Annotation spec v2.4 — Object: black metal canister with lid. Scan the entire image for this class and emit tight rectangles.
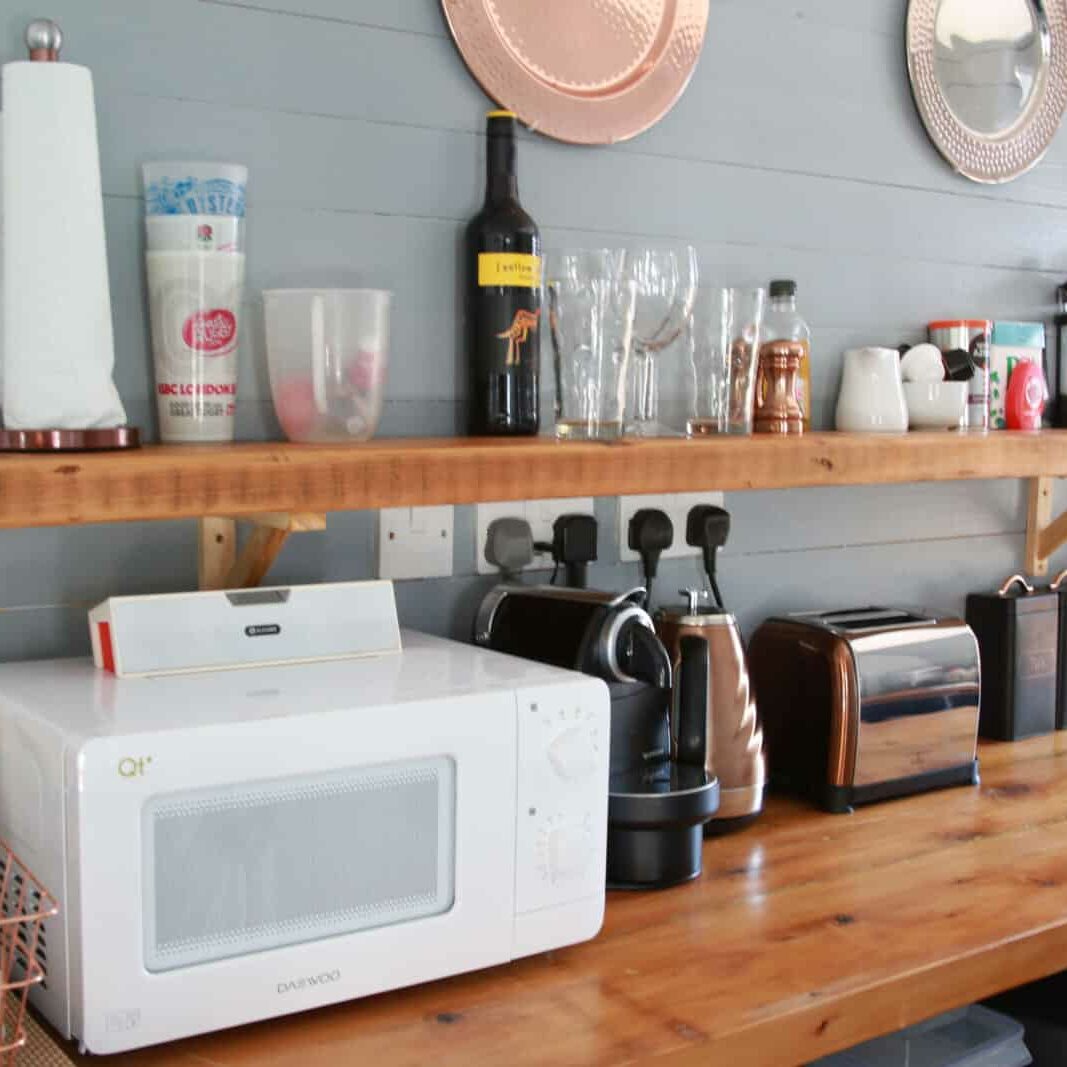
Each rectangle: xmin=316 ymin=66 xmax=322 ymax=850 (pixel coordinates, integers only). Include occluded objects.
xmin=966 ymin=574 xmax=1058 ymax=740
xmin=1052 ymin=569 xmax=1067 ymax=730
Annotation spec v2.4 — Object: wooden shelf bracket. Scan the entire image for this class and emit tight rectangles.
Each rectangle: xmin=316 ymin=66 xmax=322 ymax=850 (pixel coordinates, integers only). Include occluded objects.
xmin=1025 ymin=477 xmax=1067 ymax=577
xmin=197 ymin=513 xmax=327 ymax=590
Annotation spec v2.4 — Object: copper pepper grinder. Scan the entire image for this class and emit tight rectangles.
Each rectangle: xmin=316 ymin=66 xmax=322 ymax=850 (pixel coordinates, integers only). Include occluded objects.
xmin=755 ymin=340 xmax=805 ymax=434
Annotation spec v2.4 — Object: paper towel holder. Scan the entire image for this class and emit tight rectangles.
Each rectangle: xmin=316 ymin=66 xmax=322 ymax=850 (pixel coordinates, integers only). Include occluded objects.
xmin=26 ymin=18 xmax=62 ymax=61
xmin=0 ymin=18 xmax=141 ymax=453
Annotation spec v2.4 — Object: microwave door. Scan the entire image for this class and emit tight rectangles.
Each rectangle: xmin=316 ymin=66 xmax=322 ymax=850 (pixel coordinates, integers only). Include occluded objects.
xmin=74 ymin=691 xmax=522 ymax=1053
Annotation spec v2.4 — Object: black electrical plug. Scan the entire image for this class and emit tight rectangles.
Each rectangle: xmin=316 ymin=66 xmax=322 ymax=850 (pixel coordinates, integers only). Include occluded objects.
xmin=686 ymin=505 xmax=730 ymax=610
xmin=627 ymin=509 xmax=673 ymax=608
xmin=547 ymin=513 xmax=597 ymax=588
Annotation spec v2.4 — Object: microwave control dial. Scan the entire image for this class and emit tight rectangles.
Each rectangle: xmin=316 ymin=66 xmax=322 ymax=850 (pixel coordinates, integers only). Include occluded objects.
xmin=546 ymin=724 xmax=600 ymax=784
xmin=538 ymin=815 xmax=594 ymax=883
xmin=549 ymin=823 xmax=593 ymax=880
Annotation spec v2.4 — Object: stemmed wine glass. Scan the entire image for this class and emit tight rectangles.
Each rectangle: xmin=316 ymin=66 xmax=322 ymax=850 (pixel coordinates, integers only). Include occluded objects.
xmin=621 ymin=244 xmax=699 ymax=437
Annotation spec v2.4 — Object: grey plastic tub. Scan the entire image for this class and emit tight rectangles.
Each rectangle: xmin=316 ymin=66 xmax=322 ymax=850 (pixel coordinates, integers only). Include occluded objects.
xmin=809 ymin=1005 xmax=1031 ymax=1067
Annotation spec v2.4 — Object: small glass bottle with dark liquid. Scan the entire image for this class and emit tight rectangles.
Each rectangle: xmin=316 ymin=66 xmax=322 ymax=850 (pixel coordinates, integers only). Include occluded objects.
xmin=466 ymin=110 xmax=541 ymax=436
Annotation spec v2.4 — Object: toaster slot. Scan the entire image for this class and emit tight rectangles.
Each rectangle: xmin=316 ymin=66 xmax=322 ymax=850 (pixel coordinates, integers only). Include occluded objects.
xmin=815 ymin=608 xmax=928 ymax=632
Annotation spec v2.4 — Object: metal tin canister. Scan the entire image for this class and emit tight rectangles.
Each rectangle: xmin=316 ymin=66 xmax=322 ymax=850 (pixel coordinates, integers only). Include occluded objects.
xmin=966 ymin=574 xmax=1058 ymax=740
xmin=929 ymin=319 xmax=992 ymax=431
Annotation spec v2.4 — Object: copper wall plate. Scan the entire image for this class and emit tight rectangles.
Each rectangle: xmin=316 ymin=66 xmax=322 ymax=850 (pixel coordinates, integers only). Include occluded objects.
xmin=442 ymin=0 xmax=709 ymax=144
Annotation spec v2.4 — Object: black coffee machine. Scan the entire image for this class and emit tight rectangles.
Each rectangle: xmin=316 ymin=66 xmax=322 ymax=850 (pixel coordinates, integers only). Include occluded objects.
xmin=475 ymin=586 xmax=720 ymax=888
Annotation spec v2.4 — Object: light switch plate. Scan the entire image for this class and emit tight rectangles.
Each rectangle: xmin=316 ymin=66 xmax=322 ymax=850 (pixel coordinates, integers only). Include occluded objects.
xmin=378 ymin=505 xmax=454 ymax=580
xmin=475 ymin=498 xmax=595 ymax=575
xmin=618 ymin=492 xmax=726 ymax=563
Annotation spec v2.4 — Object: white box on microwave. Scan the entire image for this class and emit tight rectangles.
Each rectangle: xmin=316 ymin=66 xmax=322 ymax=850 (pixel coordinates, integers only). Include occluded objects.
xmin=0 ymin=631 xmax=610 ymax=1053
xmin=89 ymin=580 xmax=400 ymax=677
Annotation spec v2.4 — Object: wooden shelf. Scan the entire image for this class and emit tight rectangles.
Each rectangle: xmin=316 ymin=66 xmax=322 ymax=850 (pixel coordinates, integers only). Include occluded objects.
xmin=74 ymin=736 xmax=1067 ymax=1067
xmin=3 ymin=431 xmax=1067 ymax=529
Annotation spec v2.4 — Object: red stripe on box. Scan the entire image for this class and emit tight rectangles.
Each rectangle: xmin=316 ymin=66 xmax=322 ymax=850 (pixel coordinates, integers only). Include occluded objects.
xmin=98 ymin=622 xmax=115 ymax=674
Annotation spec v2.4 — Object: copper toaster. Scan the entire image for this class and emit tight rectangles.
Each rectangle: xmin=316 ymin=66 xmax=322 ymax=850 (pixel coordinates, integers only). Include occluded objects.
xmin=748 ymin=608 xmax=980 ymax=813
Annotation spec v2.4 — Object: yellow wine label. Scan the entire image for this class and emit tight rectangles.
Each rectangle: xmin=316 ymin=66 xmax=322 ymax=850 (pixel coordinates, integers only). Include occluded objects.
xmin=478 ymin=253 xmax=541 ymax=288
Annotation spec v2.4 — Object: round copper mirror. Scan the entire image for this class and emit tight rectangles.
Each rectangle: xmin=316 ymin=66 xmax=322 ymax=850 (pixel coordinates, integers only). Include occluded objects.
xmin=906 ymin=0 xmax=1067 ymax=183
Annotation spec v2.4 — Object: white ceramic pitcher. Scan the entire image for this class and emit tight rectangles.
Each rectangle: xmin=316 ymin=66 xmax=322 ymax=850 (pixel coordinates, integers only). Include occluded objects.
xmin=835 ymin=347 xmax=908 ymax=432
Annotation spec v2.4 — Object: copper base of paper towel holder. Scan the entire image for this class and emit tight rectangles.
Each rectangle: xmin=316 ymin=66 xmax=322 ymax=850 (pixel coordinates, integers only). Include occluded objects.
xmin=0 ymin=427 xmax=141 ymax=452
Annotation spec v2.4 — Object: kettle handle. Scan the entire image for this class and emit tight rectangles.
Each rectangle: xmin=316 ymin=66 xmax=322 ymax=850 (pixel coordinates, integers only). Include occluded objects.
xmin=674 ymin=634 xmax=710 ymax=767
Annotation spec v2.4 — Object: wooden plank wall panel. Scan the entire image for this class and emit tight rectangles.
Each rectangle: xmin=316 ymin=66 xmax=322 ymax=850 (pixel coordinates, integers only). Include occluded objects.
xmin=0 ymin=0 xmax=1064 ymax=663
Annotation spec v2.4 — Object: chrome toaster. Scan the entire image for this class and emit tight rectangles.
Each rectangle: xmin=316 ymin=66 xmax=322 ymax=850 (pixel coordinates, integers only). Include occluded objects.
xmin=748 ymin=608 xmax=980 ymax=813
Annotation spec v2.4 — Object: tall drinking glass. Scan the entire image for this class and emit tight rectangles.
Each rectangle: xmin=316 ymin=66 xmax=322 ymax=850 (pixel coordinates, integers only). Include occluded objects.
xmin=700 ymin=287 xmax=766 ymax=435
xmin=547 ymin=250 xmax=636 ymax=440
xmin=686 ymin=286 xmax=731 ymax=436
xmin=623 ymin=244 xmax=698 ymax=437
xmin=726 ymin=288 xmax=766 ymax=434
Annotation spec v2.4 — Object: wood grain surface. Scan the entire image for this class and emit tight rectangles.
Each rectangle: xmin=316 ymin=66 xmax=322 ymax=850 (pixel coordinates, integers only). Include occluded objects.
xmin=3 ymin=432 xmax=1067 ymax=529
xmin=62 ymin=735 xmax=1067 ymax=1067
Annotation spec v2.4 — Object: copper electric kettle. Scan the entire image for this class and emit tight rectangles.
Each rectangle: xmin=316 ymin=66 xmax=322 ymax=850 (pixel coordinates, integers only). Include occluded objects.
xmin=654 ymin=505 xmax=765 ymax=833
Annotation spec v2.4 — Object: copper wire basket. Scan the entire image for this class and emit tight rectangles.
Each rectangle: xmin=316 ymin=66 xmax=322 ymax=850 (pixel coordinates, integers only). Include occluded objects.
xmin=0 ymin=842 xmax=57 ymax=1065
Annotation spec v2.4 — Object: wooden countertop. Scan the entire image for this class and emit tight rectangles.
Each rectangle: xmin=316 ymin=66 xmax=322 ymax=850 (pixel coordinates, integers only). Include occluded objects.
xmin=4 ymin=431 xmax=1067 ymax=528
xmin=75 ymin=736 xmax=1067 ymax=1067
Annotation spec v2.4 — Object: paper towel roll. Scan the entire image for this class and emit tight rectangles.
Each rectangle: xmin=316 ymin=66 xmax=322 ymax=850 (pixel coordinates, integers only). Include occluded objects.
xmin=1 ymin=59 xmax=126 ymax=429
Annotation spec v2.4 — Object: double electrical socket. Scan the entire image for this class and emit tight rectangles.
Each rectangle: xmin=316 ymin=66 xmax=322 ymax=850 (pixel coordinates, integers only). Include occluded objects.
xmin=474 ymin=498 xmax=595 ymax=575
xmin=617 ymin=492 xmax=725 ymax=563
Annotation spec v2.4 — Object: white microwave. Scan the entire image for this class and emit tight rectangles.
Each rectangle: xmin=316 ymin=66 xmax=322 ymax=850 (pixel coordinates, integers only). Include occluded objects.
xmin=0 ymin=631 xmax=609 ymax=1053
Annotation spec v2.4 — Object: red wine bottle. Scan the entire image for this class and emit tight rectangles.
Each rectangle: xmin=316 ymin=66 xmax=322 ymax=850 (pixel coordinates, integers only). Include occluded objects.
xmin=466 ymin=110 xmax=541 ymax=435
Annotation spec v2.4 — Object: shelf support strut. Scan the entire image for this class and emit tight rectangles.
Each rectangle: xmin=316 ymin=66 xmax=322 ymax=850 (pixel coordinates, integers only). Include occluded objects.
xmin=198 ymin=513 xmax=327 ymax=590
xmin=1025 ymin=477 xmax=1067 ymax=577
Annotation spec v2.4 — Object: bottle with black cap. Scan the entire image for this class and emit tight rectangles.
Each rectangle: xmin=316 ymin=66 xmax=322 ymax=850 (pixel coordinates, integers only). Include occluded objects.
xmin=762 ymin=280 xmax=811 ymax=430
xmin=466 ymin=110 xmax=541 ymax=436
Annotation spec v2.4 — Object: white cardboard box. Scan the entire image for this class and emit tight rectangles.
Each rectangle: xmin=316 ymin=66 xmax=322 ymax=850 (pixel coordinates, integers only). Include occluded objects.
xmin=89 ymin=580 xmax=401 ymax=677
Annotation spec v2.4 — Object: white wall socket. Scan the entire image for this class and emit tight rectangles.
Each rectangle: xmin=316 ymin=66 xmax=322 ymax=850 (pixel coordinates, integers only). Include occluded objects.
xmin=475 ymin=498 xmax=595 ymax=575
xmin=618 ymin=492 xmax=726 ymax=563
xmin=377 ymin=505 xmax=454 ymax=580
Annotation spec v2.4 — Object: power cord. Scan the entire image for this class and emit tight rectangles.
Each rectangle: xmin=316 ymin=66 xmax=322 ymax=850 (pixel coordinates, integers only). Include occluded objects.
xmin=539 ymin=514 xmax=598 ymax=588
xmin=627 ymin=508 xmax=673 ymax=610
xmin=685 ymin=505 xmax=730 ymax=611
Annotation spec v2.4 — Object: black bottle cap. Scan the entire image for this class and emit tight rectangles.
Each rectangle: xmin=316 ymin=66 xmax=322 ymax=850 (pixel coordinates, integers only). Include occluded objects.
xmin=486 ymin=109 xmax=517 ymax=136
xmin=769 ymin=279 xmax=797 ymax=299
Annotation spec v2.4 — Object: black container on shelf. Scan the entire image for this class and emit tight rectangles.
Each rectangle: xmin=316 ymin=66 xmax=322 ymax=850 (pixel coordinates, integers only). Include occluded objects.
xmin=1055 ymin=282 xmax=1067 ymax=427
xmin=1053 ymin=570 xmax=1067 ymax=731
xmin=966 ymin=575 xmax=1058 ymax=740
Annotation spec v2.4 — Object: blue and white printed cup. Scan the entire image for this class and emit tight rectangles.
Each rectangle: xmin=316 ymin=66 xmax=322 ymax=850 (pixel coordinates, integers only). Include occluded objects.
xmin=143 ymin=161 xmax=247 ymax=218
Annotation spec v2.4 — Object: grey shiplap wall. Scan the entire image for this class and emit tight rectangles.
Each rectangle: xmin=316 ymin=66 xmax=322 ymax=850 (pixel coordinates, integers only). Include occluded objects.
xmin=1 ymin=0 xmax=1067 ymax=655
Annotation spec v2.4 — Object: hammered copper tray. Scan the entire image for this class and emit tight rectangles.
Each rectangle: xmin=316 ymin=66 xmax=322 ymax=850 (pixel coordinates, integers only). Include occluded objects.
xmin=442 ymin=0 xmax=709 ymax=144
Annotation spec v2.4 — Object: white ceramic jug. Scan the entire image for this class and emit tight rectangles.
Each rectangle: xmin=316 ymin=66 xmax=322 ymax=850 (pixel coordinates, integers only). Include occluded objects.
xmin=835 ymin=347 xmax=908 ymax=432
